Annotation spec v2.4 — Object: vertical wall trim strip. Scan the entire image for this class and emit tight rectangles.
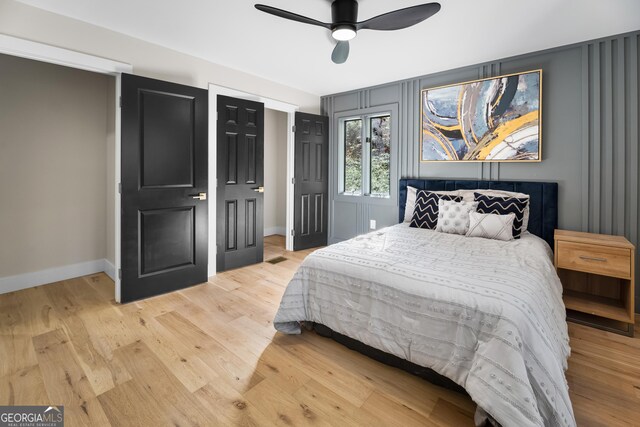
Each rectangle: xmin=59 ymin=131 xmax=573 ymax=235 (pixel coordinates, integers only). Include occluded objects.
xmin=409 ymin=80 xmax=413 ymax=176
xmin=412 ymin=80 xmax=416 ymax=176
xmin=629 ymin=35 xmax=639 ymax=250
xmin=478 ymin=67 xmax=484 ymax=180
xmin=401 ymin=81 xmax=408 ymax=177
xmin=410 ymin=81 xmax=421 ymax=178
xmin=581 ymin=44 xmax=590 ymax=231
xmin=404 ymin=81 xmax=415 ymax=178
xmin=408 ymin=80 xmax=413 ymax=177
xmin=631 ymin=35 xmax=640 ymax=310
xmin=615 ymin=36 xmax=626 ymax=235
xmin=415 ymin=79 xmax=421 ymax=177
xmin=603 ymin=40 xmax=614 ymax=234
xmin=592 ymin=42 xmax=601 ymax=233
xmin=409 ymin=80 xmax=414 ymax=176
xmin=408 ymin=79 xmax=412 ymax=177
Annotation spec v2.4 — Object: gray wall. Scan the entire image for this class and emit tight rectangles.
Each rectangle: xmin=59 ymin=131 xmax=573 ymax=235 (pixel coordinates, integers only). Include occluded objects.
xmin=321 ymin=31 xmax=640 ymax=312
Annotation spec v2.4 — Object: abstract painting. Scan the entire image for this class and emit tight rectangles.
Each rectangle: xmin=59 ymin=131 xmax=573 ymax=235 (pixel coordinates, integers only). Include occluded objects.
xmin=420 ymin=70 xmax=541 ymax=162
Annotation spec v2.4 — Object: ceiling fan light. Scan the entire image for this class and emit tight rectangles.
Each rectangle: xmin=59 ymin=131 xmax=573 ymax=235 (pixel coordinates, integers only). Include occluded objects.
xmin=332 ymin=25 xmax=356 ymax=41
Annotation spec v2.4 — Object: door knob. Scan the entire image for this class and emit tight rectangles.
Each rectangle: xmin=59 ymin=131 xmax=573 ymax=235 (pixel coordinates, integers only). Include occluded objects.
xmin=190 ymin=192 xmax=207 ymax=200
xmin=252 ymin=187 xmax=264 ymax=193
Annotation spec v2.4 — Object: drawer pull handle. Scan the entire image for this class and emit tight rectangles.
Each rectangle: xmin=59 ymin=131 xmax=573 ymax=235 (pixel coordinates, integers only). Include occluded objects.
xmin=579 ymin=255 xmax=607 ymax=262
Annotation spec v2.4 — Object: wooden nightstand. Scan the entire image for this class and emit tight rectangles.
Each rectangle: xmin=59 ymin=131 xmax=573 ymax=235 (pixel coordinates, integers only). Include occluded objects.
xmin=554 ymin=230 xmax=635 ymax=336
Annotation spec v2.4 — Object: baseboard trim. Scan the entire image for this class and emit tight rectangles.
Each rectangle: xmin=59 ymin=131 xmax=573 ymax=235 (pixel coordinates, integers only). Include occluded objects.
xmin=0 ymin=259 xmax=113 ymax=295
xmin=264 ymin=226 xmax=286 ymax=237
xmin=103 ymin=259 xmax=117 ymax=281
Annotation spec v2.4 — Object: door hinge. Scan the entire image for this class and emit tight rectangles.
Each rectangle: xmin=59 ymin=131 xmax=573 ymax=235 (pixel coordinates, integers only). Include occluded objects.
xmin=292 ymin=125 xmax=296 ymax=133
xmin=119 ymin=96 xmax=122 ymax=108
xmin=118 ymin=182 xmax=122 ymax=194
xmin=291 ymin=229 xmax=295 ymax=236
xmin=216 ymin=111 xmax=219 ymax=121
xmin=291 ymin=177 xmax=295 ymax=185
xmin=118 ymin=268 xmax=122 ymax=280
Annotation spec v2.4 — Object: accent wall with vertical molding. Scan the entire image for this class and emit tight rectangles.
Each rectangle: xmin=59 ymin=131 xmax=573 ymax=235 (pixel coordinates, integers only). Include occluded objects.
xmin=322 ymin=30 xmax=639 ymax=311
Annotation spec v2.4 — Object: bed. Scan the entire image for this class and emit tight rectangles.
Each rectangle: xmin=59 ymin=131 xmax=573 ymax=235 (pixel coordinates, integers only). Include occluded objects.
xmin=274 ymin=179 xmax=575 ymax=427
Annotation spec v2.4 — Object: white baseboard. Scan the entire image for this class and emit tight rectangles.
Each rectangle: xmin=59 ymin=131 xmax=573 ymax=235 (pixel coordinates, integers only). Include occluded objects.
xmin=103 ymin=259 xmax=117 ymax=281
xmin=264 ymin=226 xmax=286 ymax=237
xmin=0 ymin=259 xmax=113 ymax=295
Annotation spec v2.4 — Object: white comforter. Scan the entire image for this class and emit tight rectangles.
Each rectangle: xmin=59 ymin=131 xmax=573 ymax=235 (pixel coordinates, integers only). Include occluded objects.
xmin=274 ymin=224 xmax=575 ymax=427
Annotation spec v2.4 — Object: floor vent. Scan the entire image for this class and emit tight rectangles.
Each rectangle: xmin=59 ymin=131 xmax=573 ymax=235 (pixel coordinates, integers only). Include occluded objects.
xmin=266 ymin=256 xmax=287 ymax=265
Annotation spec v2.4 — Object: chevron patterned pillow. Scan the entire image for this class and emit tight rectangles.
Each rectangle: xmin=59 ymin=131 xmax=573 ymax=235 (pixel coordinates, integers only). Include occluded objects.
xmin=474 ymin=192 xmax=529 ymax=239
xmin=466 ymin=212 xmax=516 ymax=241
xmin=410 ymin=190 xmax=462 ymax=230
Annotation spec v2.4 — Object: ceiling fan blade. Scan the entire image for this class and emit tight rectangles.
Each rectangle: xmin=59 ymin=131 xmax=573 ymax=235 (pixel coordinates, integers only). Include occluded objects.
xmin=356 ymin=2 xmax=441 ymax=31
xmin=255 ymin=4 xmax=331 ymax=30
xmin=331 ymin=41 xmax=350 ymax=64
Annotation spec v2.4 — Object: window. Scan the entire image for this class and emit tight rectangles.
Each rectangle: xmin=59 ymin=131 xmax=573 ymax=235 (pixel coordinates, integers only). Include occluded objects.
xmin=340 ymin=113 xmax=391 ymax=198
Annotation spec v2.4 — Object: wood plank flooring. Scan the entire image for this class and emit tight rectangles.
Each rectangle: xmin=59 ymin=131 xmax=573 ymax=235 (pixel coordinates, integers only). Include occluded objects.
xmin=1 ymin=235 xmax=639 ymax=426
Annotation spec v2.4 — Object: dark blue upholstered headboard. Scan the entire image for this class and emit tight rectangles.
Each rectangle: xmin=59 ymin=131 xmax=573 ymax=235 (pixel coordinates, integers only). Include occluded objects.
xmin=399 ymin=179 xmax=558 ymax=249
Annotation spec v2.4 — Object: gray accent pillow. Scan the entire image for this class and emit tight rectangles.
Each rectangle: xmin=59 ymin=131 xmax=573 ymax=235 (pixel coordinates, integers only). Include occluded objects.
xmin=435 ymin=200 xmax=478 ymax=235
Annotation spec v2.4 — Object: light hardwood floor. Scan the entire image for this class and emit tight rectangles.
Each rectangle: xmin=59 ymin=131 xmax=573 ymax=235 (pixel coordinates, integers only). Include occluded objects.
xmin=1 ymin=235 xmax=639 ymax=426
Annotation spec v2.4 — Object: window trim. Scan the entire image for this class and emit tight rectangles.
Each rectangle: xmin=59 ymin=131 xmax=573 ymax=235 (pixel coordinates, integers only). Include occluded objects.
xmin=339 ymin=113 xmax=392 ymax=197
xmin=333 ymin=103 xmax=398 ymax=206
xmin=366 ymin=114 xmax=392 ymax=198
xmin=340 ymin=116 xmax=364 ymax=196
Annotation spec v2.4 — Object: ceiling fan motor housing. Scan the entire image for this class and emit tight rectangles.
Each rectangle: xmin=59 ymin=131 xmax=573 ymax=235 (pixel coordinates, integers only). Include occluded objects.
xmin=331 ymin=0 xmax=358 ymax=31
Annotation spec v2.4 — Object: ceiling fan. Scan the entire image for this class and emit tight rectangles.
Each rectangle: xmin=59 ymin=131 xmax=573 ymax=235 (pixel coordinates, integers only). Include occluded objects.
xmin=255 ymin=0 xmax=441 ymax=64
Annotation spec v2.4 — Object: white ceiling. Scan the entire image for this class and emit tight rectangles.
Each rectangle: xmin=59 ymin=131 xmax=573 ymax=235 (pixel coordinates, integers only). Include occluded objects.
xmin=15 ymin=0 xmax=640 ymax=95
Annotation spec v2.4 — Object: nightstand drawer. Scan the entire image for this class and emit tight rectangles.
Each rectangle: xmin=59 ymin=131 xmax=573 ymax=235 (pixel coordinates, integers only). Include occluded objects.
xmin=557 ymin=241 xmax=631 ymax=278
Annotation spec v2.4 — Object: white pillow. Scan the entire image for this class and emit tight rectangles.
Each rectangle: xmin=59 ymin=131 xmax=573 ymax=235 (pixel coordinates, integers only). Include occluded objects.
xmin=436 ymin=200 xmax=478 ymax=235
xmin=466 ymin=212 xmax=515 ymax=241
xmin=404 ymin=186 xmax=418 ymax=222
xmin=404 ymin=187 xmax=461 ymax=223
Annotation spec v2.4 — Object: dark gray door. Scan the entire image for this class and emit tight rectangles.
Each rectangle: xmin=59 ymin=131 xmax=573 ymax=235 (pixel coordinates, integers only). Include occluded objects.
xmin=294 ymin=112 xmax=329 ymax=250
xmin=121 ymin=73 xmax=208 ymax=302
xmin=216 ymin=95 xmax=264 ymax=271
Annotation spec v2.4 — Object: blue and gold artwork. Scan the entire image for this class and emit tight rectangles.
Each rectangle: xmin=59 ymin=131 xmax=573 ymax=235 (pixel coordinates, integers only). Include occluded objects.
xmin=420 ymin=70 xmax=541 ymax=162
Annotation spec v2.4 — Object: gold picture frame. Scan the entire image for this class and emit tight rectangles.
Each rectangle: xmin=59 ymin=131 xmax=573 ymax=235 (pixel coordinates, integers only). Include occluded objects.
xmin=420 ymin=69 xmax=542 ymax=162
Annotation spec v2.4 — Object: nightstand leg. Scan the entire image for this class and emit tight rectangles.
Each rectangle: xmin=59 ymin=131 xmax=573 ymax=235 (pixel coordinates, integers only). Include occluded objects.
xmin=626 ymin=322 xmax=635 ymax=338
